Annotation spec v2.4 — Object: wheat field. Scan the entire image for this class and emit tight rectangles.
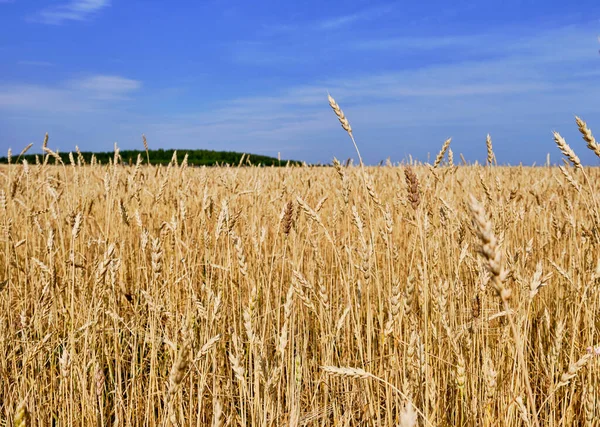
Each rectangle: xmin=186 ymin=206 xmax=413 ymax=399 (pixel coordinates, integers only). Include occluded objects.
xmin=1 ymin=105 xmax=599 ymax=426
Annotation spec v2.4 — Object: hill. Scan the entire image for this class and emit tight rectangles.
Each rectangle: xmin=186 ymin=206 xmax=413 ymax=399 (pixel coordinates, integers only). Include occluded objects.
xmin=0 ymin=148 xmax=301 ymax=166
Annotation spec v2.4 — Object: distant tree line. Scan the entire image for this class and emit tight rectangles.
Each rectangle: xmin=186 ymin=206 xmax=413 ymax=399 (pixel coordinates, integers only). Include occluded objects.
xmin=0 ymin=148 xmax=301 ymax=167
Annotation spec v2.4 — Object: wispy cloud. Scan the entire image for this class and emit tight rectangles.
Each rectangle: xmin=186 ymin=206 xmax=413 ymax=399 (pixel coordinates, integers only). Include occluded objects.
xmin=352 ymin=35 xmax=490 ymax=51
xmin=0 ymin=74 xmax=141 ymax=112
xmin=31 ymin=0 xmax=110 ymax=25
xmin=351 ymin=24 xmax=597 ymax=60
xmin=317 ymin=13 xmax=364 ymax=30
xmin=70 ymin=75 xmax=142 ymax=100
xmin=316 ymin=5 xmax=392 ymax=30
xmin=258 ymin=4 xmax=393 ymax=36
xmin=0 ymin=85 xmax=89 ymax=113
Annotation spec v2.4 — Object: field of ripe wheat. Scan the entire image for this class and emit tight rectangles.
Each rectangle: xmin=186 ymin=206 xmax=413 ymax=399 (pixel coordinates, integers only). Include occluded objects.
xmin=1 ymin=111 xmax=600 ymax=426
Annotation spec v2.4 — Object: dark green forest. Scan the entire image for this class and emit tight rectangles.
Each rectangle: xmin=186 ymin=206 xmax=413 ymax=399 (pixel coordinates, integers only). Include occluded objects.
xmin=0 ymin=148 xmax=301 ymax=167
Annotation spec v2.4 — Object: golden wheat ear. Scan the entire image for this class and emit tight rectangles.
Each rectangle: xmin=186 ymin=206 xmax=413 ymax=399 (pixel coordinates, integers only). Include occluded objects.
xmin=433 ymin=138 xmax=451 ymax=168
xmin=553 ymin=131 xmax=581 ymax=168
xmin=576 ymin=116 xmax=600 ymax=158
xmin=486 ymin=134 xmax=496 ymax=166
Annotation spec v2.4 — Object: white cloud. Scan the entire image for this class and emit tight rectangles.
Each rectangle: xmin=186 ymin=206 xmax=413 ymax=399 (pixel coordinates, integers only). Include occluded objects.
xmin=32 ymin=0 xmax=110 ymax=25
xmin=0 ymin=74 xmax=141 ymax=112
xmin=316 ymin=5 xmax=392 ymax=30
xmin=318 ymin=13 xmax=364 ymax=30
xmin=352 ymin=35 xmax=490 ymax=51
xmin=351 ymin=24 xmax=597 ymax=61
xmin=70 ymin=75 xmax=142 ymax=100
xmin=0 ymin=85 xmax=84 ymax=112
xmin=259 ymin=4 xmax=393 ymax=35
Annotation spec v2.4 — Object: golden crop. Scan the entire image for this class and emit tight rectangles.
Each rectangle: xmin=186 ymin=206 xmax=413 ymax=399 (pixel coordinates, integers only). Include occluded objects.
xmin=1 ymin=111 xmax=599 ymax=426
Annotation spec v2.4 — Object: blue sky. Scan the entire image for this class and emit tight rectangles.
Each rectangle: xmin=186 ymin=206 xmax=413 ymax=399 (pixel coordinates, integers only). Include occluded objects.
xmin=0 ymin=0 xmax=599 ymax=165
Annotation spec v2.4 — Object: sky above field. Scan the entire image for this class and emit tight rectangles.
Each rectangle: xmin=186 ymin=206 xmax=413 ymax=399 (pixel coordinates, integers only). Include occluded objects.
xmin=0 ymin=0 xmax=599 ymax=165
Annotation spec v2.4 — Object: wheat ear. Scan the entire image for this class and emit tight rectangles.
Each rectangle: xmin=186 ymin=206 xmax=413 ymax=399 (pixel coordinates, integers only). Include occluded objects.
xmin=433 ymin=138 xmax=451 ymax=168
xmin=553 ymin=131 xmax=581 ymax=168
xmin=575 ymin=116 xmax=600 ymax=158
xmin=486 ymin=134 xmax=496 ymax=166
xmin=321 ymin=366 xmax=434 ymax=427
